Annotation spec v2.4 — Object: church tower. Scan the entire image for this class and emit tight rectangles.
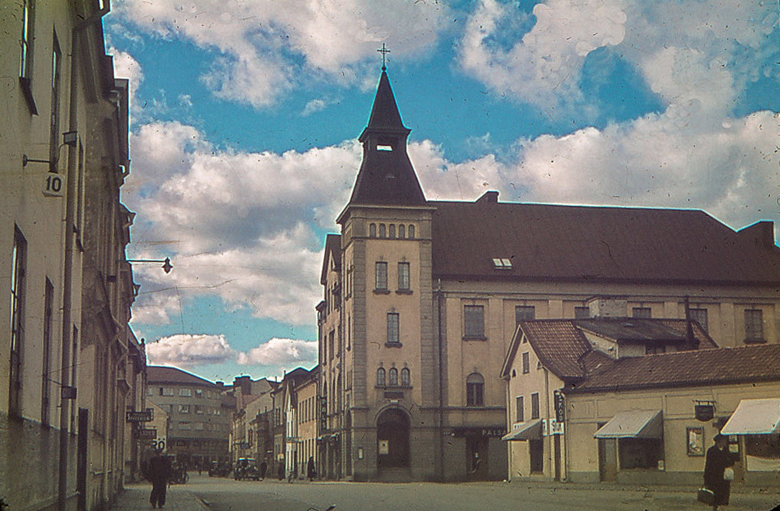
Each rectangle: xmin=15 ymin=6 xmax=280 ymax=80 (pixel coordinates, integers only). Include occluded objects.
xmin=328 ymin=67 xmax=439 ymax=481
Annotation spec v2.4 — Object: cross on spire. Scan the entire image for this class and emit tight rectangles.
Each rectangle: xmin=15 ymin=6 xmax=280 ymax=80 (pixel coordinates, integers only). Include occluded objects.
xmin=378 ymin=43 xmax=391 ymax=71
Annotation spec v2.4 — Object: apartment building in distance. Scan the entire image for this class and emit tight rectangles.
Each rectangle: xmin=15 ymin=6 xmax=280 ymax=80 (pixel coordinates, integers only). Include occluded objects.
xmin=146 ymin=366 xmax=231 ymax=467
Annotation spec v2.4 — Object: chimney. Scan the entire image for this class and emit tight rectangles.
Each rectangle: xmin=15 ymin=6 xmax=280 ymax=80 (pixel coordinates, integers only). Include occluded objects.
xmin=477 ymin=191 xmax=499 ymax=204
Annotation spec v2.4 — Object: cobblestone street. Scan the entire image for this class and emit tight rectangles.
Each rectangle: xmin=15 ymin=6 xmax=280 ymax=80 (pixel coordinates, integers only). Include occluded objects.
xmin=112 ymin=475 xmax=780 ymax=511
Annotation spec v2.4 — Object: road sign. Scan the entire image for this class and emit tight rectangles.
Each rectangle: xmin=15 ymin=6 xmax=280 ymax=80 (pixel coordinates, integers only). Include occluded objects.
xmin=134 ymin=428 xmax=157 ymax=439
xmin=126 ymin=409 xmax=153 ymax=422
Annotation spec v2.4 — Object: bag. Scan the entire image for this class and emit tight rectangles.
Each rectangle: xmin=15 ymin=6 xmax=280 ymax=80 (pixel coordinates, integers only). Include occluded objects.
xmin=697 ymin=487 xmax=715 ymax=505
xmin=723 ymin=467 xmax=734 ymax=481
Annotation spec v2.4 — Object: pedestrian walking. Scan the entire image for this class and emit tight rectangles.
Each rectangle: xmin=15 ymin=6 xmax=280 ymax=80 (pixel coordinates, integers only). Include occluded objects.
xmin=307 ymin=456 xmax=316 ymax=481
xmin=260 ymin=460 xmax=267 ymax=480
xmin=703 ymin=434 xmax=736 ymax=511
xmin=147 ymin=449 xmax=171 ymax=509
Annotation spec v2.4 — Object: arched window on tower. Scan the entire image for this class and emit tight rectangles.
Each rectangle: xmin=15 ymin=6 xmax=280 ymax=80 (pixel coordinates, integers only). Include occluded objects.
xmin=398 ymin=224 xmax=406 ymax=238
xmin=408 ymin=224 xmax=415 ymax=238
xmin=401 ymin=367 xmax=410 ymax=386
xmin=388 ymin=367 xmax=398 ymax=386
xmin=379 ymin=224 xmax=387 ymax=238
xmin=369 ymin=223 xmax=377 ymax=237
xmin=377 ymin=367 xmax=386 ymax=387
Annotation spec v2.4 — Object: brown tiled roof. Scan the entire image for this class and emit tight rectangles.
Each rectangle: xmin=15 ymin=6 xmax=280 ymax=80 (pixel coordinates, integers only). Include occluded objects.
xmin=567 ymin=343 xmax=780 ymax=393
xmin=147 ymin=366 xmax=218 ymax=388
xmin=519 ymin=320 xmax=594 ymax=380
xmin=430 ymin=198 xmax=780 ymax=285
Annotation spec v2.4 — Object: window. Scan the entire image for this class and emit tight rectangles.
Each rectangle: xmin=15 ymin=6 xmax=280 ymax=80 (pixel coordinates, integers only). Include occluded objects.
xmin=398 ymin=224 xmax=406 ymax=238
xmin=41 ymin=278 xmax=54 ymax=425
xmin=388 ymin=367 xmax=398 ymax=386
xmin=161 ymin=387 xmax=174 ymax=396
xmin=466 ymin=373 xmax=484 ymax=406
xmin=689 ymin=308 xmax=708 ymax=333
xmin=619 ymin=438 xmax=662 ymax=469
xmin=745 ymin=309 xmax=765 ymax=342
xmin=195 ymin=389 xmax=203 ymax=397
xmin=401 ymin=368 xmax=410 ymax=386
xmin=515 ymin=305 xmax=535 ymax=324
xmin=387 ymin=313 xmax=400 ymax=344
xmin=389 ymin=224 xmax=396 ymax=238
xmin=195 ymin=405 xmax=203 ymax=414
xmin=398 ymin=262 xmax=410 ymax=291
xmin=375 ymin=261 xmax=388 ymax=291
xmin=531 ymin=393 xmax=540 ymax=419
xmin=19 ymin=0 xmax=36 ymax=113
xmin=492 ymin=258 xmax=512 ymax=270
xmin=574 ymin=306 xmax=590 ymax=319
xmin=646 ymin=344 xmax=666 ymax=355
xmin=179 ymin=405 xmax=190 ymax=414
xmin=632 ymin=307 xmax=652 ymax=319
xmin=464 ymin=305 xmax=485 ymax=339
xmin=377 ymin=368 xmax=386 ymax=387
xmin=408 ymin=225 xmax=415 ymax=238
xmin=9 ymin=227 xmax=27 ymax=416
xmin=49 ymin=35 xmax=62 ymax=172
xmin=516 ymin=396 xmax=524 ymax=422
xmin=522 ymin=352 xmax=530 ymax=374
xmin=179 ymin=388 xmax=192 ymax=397
xmin=379 ymin=224 xmax=386 ymax=238
xmin=369 ymin=223 xmax=377 ymax=237
xmin=180 ymin=422 xmax=191 ymax=430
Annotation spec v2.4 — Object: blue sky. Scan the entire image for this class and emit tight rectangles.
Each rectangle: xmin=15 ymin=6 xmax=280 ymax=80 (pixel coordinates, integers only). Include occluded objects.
xmin=106 ymin=0 xmax=780 ymax=384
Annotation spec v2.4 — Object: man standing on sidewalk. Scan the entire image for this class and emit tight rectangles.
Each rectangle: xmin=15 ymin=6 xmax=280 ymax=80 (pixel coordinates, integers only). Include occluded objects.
xmin=147 ymin=449 xmax=171 ymax=509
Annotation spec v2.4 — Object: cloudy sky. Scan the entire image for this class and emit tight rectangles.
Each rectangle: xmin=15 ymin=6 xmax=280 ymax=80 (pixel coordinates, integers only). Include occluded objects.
xmin=107 ymin=0 xmax=780 ymax=384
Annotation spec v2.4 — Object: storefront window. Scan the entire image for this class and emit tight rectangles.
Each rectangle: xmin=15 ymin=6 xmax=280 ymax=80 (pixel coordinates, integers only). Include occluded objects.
xmin=619 ymin=438 xmax=662 ymax=469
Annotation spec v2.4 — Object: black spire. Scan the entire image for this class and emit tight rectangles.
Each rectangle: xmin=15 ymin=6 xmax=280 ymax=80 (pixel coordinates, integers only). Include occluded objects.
xmin=348 ymin=69 xmax=426 ymax=207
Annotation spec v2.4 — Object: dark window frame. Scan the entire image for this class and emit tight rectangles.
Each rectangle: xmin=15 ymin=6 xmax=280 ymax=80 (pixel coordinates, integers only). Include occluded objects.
xmin=464 ymin=304 xmax=486 ymax=340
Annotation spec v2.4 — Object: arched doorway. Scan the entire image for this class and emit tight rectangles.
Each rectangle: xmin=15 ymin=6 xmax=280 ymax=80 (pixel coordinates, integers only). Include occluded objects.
xmin=376 ymin=408 xmax=410 ymax=469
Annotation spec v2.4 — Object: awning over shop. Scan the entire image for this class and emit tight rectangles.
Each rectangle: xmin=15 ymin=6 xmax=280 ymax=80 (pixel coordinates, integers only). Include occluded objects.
xmin=594 ymin=410 xmax=663 ymax=439
xmin=721 ymin=398 xmax=780 ymax=435
xmin=501 ymin=419 xmax=543 ymax=441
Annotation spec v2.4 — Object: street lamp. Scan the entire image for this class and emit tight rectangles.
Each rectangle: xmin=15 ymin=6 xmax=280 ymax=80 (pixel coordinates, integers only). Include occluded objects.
xmin=128 ymin=257 xmax=173 ymax=274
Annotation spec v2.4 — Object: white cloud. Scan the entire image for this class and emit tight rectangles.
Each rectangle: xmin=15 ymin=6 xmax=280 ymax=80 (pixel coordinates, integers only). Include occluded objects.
xmin=237 ymin=338 xmax=318 ymax=368
xmin=112 ymin=0 xmax=450 ymax=108
xmin=146 ymin=334 xmax=317 ymax=376
xmin=126 ymin=121 xmax=361 ymax=325
xmin=301 ymin=99 xmax=328 ymax=117
xmin=457 ymin=0 xmax=778 ymax=119
xmin=146 ymin=334 xmax=236 ymax=367
xmin=458 ymin=0 xmax=627 ymax=112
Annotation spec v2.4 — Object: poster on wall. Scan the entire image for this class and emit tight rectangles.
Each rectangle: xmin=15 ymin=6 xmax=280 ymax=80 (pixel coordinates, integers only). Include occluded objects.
xmin=687 ymin=427 xmax=704 ymax=456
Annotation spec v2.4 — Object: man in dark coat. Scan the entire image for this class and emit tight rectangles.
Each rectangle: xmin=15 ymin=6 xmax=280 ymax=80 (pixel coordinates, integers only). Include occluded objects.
xmin=147 ymin=450 xmax=171 ymax=508
xmin=307 ymin=456 xmax=316 ymax=481
xmin=704 ymin=434 xmax=735 ymax=510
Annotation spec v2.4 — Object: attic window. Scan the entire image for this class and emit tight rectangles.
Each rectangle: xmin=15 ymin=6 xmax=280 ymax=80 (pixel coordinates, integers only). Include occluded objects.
xmin=492 ymin=258 xmax=512 ymax=270
xmin=377 ymin=144 xmax=393 ymax=151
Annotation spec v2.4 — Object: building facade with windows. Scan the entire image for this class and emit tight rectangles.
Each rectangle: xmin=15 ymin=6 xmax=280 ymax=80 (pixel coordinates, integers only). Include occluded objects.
xmin=563 ymin=343 xmax=780 ymax=487
xmin=1 ymin=2 xmax=141 ymax=510
xmin=500 ymin=310 xmax=717 ymax=482
xmin=146 ymin=367 xmax=231 ymax=467
xmin=319 ymin=68 xmax=780 ymax=482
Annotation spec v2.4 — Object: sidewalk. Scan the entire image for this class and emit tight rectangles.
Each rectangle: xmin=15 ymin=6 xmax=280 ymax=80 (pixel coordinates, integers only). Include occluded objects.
xmin=110 ymin=483 xmax=209 ymax=511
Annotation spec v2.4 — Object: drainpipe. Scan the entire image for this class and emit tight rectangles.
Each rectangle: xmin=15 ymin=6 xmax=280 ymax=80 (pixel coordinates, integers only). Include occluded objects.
xmin=436 ymin=279 xmax=444 ymax=481
xmin=59 ymin=3 xmax=111 ymax=510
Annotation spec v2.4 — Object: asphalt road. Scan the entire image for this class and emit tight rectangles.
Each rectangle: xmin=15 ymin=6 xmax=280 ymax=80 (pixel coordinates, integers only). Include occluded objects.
xmin=188 ymin=474 xmax=780 ymax=511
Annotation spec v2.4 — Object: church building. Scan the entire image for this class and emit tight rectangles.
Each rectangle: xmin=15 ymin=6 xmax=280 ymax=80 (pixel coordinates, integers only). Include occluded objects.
xmin=317 ymin=67 xmax=780 ymax=482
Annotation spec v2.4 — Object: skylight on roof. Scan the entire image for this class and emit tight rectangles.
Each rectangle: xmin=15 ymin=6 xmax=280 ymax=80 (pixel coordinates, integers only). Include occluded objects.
xmin=492 ymin=258 xmax=512 ymax=270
